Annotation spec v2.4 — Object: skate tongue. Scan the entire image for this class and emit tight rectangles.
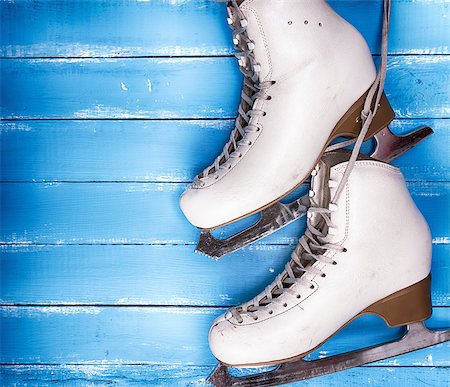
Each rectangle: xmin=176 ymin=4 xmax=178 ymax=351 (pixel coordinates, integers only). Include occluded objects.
xmin=310 ymin=149 xmax=371 ymax=223
xmin=309 ymin=150 xmax=352 ymax=224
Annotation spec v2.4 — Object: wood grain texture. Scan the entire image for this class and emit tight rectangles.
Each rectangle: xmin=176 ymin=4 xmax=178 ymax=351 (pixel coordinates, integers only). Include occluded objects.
xmin=1 ymin=56 xmax=449 ymax=119
xmin=1 ymin=119 xmax=448 ymax=183
xmin=1 ymin=0 xmax=449 ymax=57
xmin=1 ymin=305 xmax=448 ymax=366
xmin=1 ymin=182 xmax=448 ymax=245
xmin=1 ymin=365 xmax=449 ymax=387
xmin=1 ymin=0 xmax=449 ymax=384
xmin=1 ymin=244 xmax=448 ymax=306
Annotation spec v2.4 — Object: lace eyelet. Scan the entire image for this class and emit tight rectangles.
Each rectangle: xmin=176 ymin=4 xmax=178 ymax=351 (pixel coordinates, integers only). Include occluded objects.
xmin=228 ymin=165 xmax=232 ymax=169
xmin=268 ymin=310 xmax=273 ymax=315
xmin=267 ymin=96 xmax=272 ymax=100
xmin=256 ymin=127 xmax=260 ymax=132
xmin=283 ymin=303 xmax=287 ymax=307
xmin=321 ymin=274 xmax=326 ymax=278
xmin=296 ymin=294 xmax=301 ymax=299
xmin=239 ymin=154 xmax=242 ymax=158
xmin=263 ymin=112 xmax=267 ymax=116
xmin=332 ymin=261 xmax=337 ymax=265
xmin=310 ymin=285 xmax=315 ymax=289
xmin=248 ymin=141 xmax=252 ymax=146
xmin=343 ymin=248 xmax=348 ymax=253
xmin=253 ymin=316 xmax=258 ymax=321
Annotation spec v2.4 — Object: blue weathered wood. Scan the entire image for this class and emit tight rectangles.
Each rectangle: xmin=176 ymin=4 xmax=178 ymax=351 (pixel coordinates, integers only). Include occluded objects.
xmin=0 ymin=305 xmax=448 ymax=366
xmin=1 ymin=182 xmax=448 ymax=245
xmin=1 ymin=244 xmax=448 ymax=306
xmin=1 ymin=119 xmax=448 ymax=183
xmin=1 ymin=56 xmax=449 ymax=119
xmin=1 ymin=365 xmax=449 ymax=387
xmin=0 ymin=0 xmax=449 ymax=57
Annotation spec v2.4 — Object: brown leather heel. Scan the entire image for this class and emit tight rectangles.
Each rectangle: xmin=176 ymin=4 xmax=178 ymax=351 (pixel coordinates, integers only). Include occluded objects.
xmin=363 ymin=275 xmax=432 ymax=327
xmin=329 ymin=90 xmax=395 ymax=142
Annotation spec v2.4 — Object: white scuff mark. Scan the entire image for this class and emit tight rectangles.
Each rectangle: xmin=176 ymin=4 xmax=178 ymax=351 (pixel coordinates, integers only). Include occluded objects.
xmin=3 ymin=234 xmax=33 ymax=245
xmin=1 ymin=306 xmax=102 ymax=317
xmin=269 ymin=267 xmax=275 ymax=273
xmin=124 ymin=307 xmax=221 ymax=315
xmin=432 ymin=237 xmax=449 ymax=244
xmin=219 ymin=294 xmax=232 ymax=301
xmin=120 ymin=82 xmax=128 ymax=91
xmin=74 ymin=105 xmax=139 ymax=119
xmin=42 ymin=182 xmax=62 ymax=188
xmin=147 ymin=79 xmax=152 ymax=93
xmin=116 ymin=298 xmax=151 ymax=305
xmin=74 ymin=105 xmax=183 ymax=119
xmin=425 ymin=354 xmax=433 ymax=362
xmin=0 ymin=122 xmax=32 ymax=132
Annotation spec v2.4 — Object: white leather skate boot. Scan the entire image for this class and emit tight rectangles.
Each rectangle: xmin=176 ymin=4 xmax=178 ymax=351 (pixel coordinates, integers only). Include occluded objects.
xmin=208 ymin=150 xmax=433 ymax=366
xmin=180 ymin=0 xmax=395 ymax=229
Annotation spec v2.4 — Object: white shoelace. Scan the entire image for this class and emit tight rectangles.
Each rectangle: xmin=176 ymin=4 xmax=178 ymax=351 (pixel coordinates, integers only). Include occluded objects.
xmin=230 ymin=0 xmax=392 ymax=323
xmin=198 ymin=0 xmax=275 ymax=182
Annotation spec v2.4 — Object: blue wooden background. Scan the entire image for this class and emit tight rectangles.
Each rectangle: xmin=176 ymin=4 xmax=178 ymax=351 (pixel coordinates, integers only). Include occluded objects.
xmin=0 ymin=0 xmax=449 ymax=385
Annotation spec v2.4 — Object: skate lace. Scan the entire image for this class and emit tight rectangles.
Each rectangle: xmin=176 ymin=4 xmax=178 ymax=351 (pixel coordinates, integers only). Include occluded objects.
xmin=230 ymin=0 xmax=391 ymax=323
xmin=196 ymin=0 xmax=275 ymax=184
xmin=230 ymin=181 xmax=345 ymax=323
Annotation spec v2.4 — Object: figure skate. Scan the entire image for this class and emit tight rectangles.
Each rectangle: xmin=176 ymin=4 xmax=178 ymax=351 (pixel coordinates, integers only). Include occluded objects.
xmin=196 ymin=125 xmax=433 ymax=258
xmin=207 ymin=151 xmax=450 ymax=386
xmin=180 ymin=0 xmax=432 ymax=257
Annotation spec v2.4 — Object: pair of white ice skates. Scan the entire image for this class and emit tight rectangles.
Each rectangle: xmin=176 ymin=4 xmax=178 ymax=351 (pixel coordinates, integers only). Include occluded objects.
xmin=179 ymin=0 xmax=449 ymax=385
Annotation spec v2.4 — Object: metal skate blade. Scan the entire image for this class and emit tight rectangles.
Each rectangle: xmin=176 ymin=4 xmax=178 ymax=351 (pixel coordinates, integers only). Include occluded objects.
xmin=197 ymin=126 xmax=433 ymax=259
xmin=196 ymin=199 xmax=309 ymax=259
xmin=207 ymin=322 xmax=450 ymax=387
xmin=372 ymin=125 xmax=433 ymax=163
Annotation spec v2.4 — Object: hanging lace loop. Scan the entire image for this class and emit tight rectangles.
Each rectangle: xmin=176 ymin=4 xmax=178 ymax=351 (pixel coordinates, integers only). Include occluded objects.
xmin=331 ymin=0 xmax=391 ymax=202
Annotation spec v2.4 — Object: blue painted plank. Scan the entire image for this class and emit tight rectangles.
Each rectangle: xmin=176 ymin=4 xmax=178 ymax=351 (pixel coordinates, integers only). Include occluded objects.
xmin=0 ymin=1 xmax=449 ymax=57
xmin=0 ymin=306 xmax=448 ymax=366
xmin=1 ymin=244 xmax=448 ymax=306
xmin=0 ymin=56 xmax=449 ymax=119
xmin=0 ymin=182 xmax=448 ymax=245
xmin=1 ymin=365 xmax=449 ymax=387
xmin=1 ymin=119 xmax=448 ymax=183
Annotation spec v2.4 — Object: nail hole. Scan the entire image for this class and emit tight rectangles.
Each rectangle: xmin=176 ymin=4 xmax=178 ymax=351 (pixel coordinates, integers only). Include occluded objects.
xmin=304 ymin=20 xmax=308 ymax=25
